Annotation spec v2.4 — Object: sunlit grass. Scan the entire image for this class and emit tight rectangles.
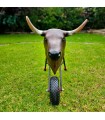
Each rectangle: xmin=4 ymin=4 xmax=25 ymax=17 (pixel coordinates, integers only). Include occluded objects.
xmin=0 ymin=33 xmax=105 ymax=111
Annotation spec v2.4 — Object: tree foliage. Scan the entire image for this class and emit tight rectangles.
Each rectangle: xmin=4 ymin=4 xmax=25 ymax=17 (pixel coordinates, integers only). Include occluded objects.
xmin=0 ymin=7 xmax=105 ymax=33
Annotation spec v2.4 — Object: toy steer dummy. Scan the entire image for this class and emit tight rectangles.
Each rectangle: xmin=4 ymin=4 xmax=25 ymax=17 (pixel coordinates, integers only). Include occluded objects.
xmin=26 ymin=16 xmax=88 ymax=74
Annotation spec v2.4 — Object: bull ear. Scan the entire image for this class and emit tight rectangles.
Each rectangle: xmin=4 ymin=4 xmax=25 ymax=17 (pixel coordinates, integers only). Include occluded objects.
xmin=26 ymin=16 xmax=45 ymax=35
xmin=64 ymin=19 xmax=88 ymax=36
xmin=41 ymin=31 xmax=47 ymax=36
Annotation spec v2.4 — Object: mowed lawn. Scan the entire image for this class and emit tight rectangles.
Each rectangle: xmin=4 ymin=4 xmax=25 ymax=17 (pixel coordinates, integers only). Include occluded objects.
xmin=0 ymin=33 xmax=105 ymax=112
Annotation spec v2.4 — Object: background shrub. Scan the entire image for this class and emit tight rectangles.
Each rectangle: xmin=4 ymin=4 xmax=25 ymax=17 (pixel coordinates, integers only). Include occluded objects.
xmin=0 ymin=7 xmax=105 ymax=33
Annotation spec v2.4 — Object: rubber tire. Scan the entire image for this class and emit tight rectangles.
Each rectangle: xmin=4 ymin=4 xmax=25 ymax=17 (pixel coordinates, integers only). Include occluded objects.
xmin=50 ymin=76 xmax=60 ymax=105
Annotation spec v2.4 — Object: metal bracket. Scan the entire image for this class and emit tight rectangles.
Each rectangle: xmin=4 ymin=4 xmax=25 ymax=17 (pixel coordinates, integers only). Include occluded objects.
xmin=46 ymin=63 xmax=64 ymax=92
xmin=46 ymin=65 xmax=51 ymax=92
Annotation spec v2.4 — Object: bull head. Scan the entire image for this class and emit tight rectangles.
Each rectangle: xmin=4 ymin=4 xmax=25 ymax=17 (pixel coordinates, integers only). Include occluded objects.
xmin=26 ymin=16 xmax=88 ymax=74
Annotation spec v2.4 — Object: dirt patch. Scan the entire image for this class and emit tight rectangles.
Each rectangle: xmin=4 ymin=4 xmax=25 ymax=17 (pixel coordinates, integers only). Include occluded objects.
xmin=87 ymin=29 xmax=105 ymax=35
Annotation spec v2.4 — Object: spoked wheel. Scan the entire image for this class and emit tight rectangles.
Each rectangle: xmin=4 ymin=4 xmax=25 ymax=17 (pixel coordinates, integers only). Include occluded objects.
xmin=50 ymin=76 xmax=60 ymax=105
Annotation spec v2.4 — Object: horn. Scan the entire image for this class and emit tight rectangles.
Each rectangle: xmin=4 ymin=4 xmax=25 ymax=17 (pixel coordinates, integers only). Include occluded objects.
xmin=26 ymin=16 xmax=43 ymax=35
xmin=65 ymin=19 xmax=88 ymax=35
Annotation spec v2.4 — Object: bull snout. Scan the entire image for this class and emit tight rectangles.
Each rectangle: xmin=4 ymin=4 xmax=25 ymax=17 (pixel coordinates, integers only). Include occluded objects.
xmin=48 ymin=51 xmax=61 ymax=60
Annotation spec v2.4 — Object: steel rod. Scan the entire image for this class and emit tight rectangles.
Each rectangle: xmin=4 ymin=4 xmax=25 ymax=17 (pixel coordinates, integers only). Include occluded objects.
xmin=59 ymin=64 xmax=62 ymax=91
xmin=47 ymin=65 xmax=51 ymax=92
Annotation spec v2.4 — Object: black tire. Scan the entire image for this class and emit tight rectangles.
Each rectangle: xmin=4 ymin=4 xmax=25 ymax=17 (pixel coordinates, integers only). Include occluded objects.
xmin=50 ymin=76 xmax=60 ymax=105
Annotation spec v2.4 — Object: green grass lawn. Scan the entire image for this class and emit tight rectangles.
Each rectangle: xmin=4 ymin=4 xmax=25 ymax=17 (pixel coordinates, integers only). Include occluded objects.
xmin=0 ymin=33 xmax=105 ymax=112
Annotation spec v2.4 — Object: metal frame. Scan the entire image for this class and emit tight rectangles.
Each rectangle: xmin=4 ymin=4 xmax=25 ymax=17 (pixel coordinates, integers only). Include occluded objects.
xmin=45 ymin=57 xmax=67 ymax=92
xmin=46 ymin=63 xmax=63 ymax=92
xmin=59 ymin=64 xmax=62 ymax=91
